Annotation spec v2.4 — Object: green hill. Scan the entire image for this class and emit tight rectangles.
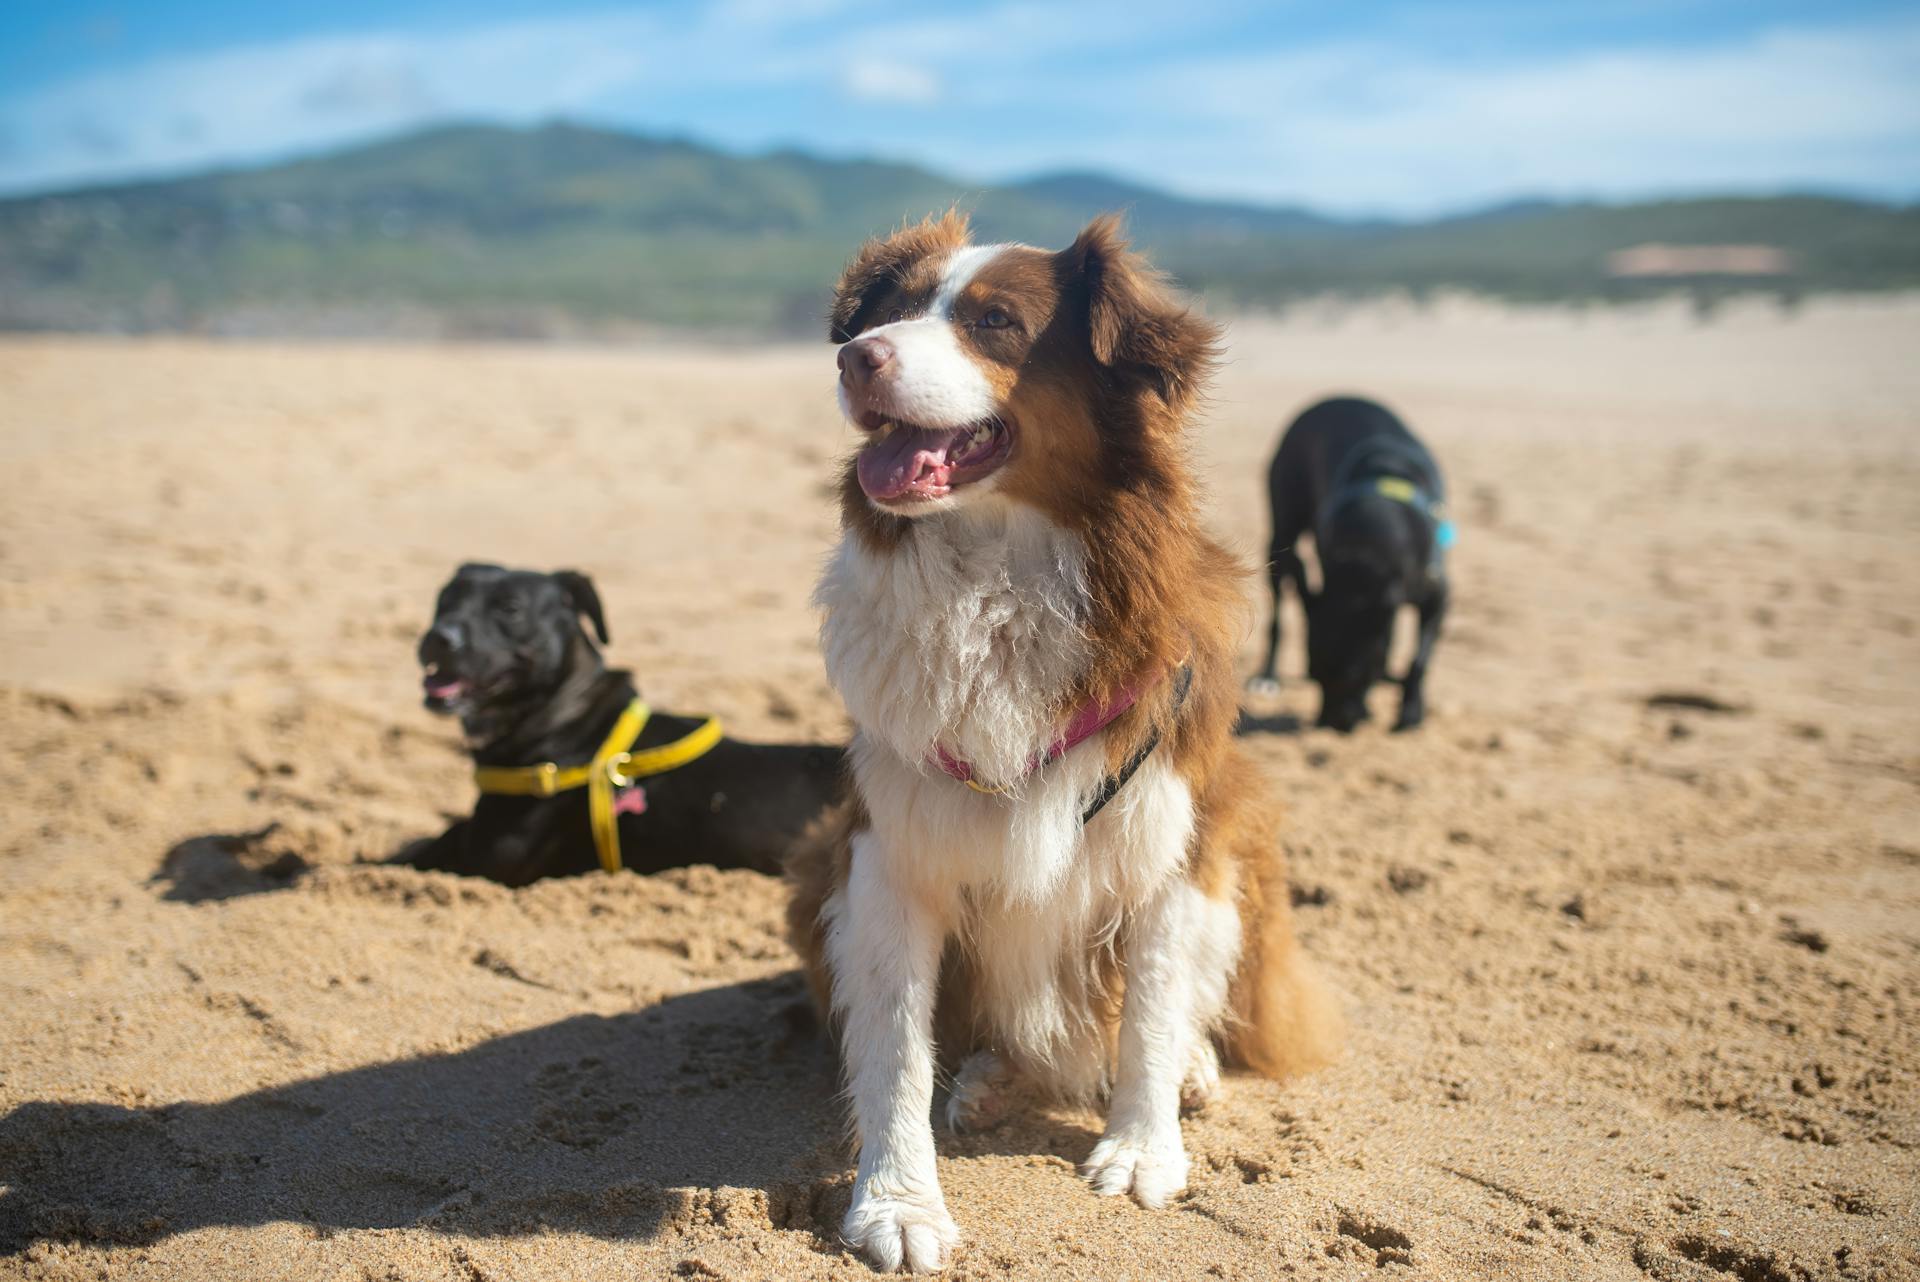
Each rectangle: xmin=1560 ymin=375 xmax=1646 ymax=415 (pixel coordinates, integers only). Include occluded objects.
xmin=2 ymin=121 xmax=1915 ymax=336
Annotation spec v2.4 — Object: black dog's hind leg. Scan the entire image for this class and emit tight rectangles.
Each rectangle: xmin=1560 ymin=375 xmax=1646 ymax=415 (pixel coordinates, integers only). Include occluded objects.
xmin=1394 ymin=583 xmax=1448 ymax=732
xmin=1248 ymin=543 xmax=1304 ymax=693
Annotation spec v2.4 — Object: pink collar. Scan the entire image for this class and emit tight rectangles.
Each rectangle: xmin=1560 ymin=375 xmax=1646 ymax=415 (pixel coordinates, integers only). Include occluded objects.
xmin=931 ymin=670 xmax=1159 ymax=792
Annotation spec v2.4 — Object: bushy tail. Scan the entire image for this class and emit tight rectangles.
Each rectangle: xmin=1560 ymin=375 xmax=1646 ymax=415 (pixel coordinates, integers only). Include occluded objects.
xmin=1223 ymin=796 xmax=1345 ymax=1078
xmin=1226 ymin=925 xmax=1345 ymax=1078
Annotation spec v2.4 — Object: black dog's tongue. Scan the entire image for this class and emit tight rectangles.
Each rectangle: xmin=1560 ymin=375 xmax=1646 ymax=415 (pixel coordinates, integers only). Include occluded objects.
xmin=424 ymin=674 xmax=469 ymax=699
xmin=857 ymin=425 xmax=970 ymax=501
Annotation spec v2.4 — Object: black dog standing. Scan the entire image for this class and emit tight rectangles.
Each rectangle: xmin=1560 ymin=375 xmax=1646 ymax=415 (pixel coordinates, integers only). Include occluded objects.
xmin=404 ymin=563 xmax=843 ymax=885
xmin=1250 ymin=397 xmax=1451 ymax=732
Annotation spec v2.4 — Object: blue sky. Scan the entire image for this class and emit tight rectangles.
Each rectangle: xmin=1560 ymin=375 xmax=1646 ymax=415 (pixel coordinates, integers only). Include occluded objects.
xmin=1 ymin=0 xmax=1916 ymax=214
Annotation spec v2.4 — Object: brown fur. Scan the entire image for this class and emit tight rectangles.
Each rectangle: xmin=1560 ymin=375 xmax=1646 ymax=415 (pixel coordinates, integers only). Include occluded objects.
xmin=827 ymin=208 xmax=972 ymax=344
xmin=790 ymin=212 xmax=1343 ymax=1083
xmin=784 ymin=798 xmax=856 ymax=1022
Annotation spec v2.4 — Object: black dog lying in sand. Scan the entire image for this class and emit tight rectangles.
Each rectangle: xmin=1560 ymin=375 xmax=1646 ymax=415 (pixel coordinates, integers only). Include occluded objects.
xmin=400 ymin=563 xmax=843 ymax=885
xmin=1249 ymin=397 xmax=1451 ymax=733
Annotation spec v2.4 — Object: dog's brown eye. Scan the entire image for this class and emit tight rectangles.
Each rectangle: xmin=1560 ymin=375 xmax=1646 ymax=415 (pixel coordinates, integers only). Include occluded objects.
xmin=886 ymin=307 xmax=906 ymax=324
xmin=978 ymin=307 xmax=1012 ymax=330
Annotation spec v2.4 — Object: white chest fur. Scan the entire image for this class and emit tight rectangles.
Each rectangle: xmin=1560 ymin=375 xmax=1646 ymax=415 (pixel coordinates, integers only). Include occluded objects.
xmin=816 ymin=505 xmax=1092 ymax=790
xmin=815 ymin=505 xmax=1194 ymax=912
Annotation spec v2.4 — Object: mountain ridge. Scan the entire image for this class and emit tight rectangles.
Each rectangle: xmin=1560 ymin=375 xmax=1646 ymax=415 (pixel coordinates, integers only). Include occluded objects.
xmin=3 ymin=119 xmax=1915 ymax=336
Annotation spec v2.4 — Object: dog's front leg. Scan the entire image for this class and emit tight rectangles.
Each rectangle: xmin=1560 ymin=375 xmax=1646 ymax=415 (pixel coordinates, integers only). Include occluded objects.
xmin=1394 ymin=581 xmax=1448 ymax=732
xmin=1084 ymin=881 xmax=1235 ymax=1209
xmin=829 ymin=830 xmax=957 ymax=1272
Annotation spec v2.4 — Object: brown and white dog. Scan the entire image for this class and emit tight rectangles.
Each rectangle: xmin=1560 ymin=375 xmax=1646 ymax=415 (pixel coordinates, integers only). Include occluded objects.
xmin=787 ymin=212 xmax=1342 ymax=1272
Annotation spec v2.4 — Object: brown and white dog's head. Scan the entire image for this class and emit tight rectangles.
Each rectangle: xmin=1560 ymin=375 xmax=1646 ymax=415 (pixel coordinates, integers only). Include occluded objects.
xmin=830 ymin=211 xmax=1218 ymax=523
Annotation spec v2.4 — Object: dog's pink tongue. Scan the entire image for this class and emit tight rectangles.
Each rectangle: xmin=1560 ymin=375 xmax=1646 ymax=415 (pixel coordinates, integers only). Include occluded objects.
xmin=857 ymin=426 xmax=965 ymax=501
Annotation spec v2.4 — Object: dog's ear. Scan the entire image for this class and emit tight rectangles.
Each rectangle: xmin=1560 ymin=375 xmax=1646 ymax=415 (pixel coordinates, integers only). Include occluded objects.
xmin=1063 ymin=214 xmax=1219 ymax=417
xmin=553 ymin=570 xmax=609 ymax=645
xmin=829 ymin=209 xmax=971 ymax=343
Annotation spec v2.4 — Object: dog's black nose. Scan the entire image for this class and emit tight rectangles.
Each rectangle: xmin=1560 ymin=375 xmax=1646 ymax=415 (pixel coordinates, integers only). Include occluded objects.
xmin=419 ymin=622 xmax=462 ymax=666
xmin=838 ymin=336 xmax=894 ymax=392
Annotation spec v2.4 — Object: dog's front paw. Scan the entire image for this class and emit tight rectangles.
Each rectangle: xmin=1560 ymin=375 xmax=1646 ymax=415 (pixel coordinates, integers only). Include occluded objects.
xmin=1082 ymin=1131 xmax=1190 ymax=1209
xmin=843 ymin=1186 xmax=959 ymax=1273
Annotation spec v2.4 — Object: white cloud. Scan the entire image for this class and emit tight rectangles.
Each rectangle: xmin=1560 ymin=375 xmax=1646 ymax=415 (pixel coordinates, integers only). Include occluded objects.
xmin=298 ymin=58 xmax=439 ymax=117
xmin=0 ymin=16 xmax=660 ymax=191
xmin=840 ymin=60 xmax=941 ymax=106
xmin=1121 ymin=19 xmax=1920 ymax=212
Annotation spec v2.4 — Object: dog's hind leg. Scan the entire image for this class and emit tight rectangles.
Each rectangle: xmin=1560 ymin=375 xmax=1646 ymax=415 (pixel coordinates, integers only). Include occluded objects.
xmin=1181 ymin=1039 xmax=1222 ymax=1114
xmin=1082 ymin=881 xmax=1239 ymax=1208
xmin=1394 ymin=582 xmax=1448 ymax=733
xmin=1247 ymin=543 xmax=1304 ymax=695
xmin=945 ymin=1050 xmax=1017 ymax=1132
xmin=394 ymin=820 xmax=470 ymax=872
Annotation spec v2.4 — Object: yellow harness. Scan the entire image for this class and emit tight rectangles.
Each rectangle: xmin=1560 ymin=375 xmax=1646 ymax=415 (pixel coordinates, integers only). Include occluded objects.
xmin=472 ymin=699 xmax=723 ymax=874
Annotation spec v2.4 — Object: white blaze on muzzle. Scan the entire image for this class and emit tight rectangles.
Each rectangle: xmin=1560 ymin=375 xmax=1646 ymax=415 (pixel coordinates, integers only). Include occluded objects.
xmin=837 ymin=244 xmax=1009 ymax=430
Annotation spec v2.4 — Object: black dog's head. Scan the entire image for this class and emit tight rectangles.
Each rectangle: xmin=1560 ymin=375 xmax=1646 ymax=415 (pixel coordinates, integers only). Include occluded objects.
xmin=1305 ymin=540 xmax=1403 ymax=733
xmin=417 ymin=564 xmax=609 ymax=734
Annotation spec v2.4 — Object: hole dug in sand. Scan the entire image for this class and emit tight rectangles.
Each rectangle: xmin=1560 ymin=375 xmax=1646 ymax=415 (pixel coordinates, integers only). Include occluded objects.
xmin=152 ymin=824 xmax=311 ymax=903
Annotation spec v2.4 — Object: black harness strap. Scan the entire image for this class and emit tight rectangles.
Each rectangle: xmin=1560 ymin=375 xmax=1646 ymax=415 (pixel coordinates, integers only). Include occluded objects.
xmin=1081 ymin=663 xmax=1194 ymax=825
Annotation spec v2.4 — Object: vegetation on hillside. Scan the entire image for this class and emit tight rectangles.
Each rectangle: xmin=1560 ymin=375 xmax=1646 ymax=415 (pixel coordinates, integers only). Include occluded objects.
xmin=2 ymin=121 xmax=1914 ymax=335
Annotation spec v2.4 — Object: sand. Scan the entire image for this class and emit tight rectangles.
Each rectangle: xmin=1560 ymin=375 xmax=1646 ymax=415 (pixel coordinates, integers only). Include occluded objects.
xmin=2 ymin=295 xmax=1917 ymax=1281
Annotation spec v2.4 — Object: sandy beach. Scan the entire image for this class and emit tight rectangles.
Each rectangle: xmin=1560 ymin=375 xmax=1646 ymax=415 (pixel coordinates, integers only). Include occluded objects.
xmin=2 ymin=295 xmax=1917 ymax=1280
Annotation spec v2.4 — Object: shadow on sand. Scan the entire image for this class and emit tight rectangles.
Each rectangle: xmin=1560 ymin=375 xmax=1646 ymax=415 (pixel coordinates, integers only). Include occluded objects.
xmin=152 ymin=825 xmax=314 ymax=903
xmin=1234 ymin=708 xmax=1305 ymax=737
xmin=0 ymin=977 xmax=851 ymax=1253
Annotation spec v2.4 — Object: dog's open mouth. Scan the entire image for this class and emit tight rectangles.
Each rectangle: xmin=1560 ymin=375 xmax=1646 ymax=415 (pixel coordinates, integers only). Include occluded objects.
xmin=855 ymin=418 xmax=1013 ymax=503
xmin=421 ymin=667 xmax=471 ymax=710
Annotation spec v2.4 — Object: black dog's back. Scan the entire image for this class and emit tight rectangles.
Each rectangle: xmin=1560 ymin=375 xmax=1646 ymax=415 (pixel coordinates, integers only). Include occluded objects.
xmin=406 ymin=671 xmax=845 ymax=885
xmin=616 ymin=713 xmax=845 ymax=879
xmin=1266 ymin=397 xmax=1440 ymax=552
